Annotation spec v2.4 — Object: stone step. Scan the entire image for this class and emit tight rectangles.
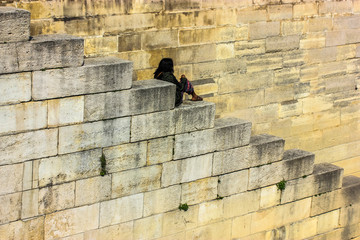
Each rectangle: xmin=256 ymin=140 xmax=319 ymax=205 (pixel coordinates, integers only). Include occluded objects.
xmin=173 ymin=118 xmax=251 ymax=160
xmin=248 ymin=149 xmax=315 ymax=190
xmin=0 ymin=34 xmax=84 ymax=74
xmin=84 ymin=79 xmax=175 ymax=121
xmin=0 ymin=7 xmax=30 ymax=43
xmin=213 ymin=134 xmax=285 ymax=176
xmin=32 ymin=57 xmax=132 ymax=100
xmin=281 ymin=163 xmax=343 ymax=204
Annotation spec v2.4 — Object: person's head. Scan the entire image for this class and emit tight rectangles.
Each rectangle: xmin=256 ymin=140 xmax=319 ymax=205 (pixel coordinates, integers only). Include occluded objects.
xmin=154 ymin=58 xmax=174 ymax=78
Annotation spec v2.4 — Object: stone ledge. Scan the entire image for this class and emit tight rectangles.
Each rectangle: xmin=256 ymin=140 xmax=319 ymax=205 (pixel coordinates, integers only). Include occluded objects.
xmin=0 ymin=7 xmax=30 ymax=43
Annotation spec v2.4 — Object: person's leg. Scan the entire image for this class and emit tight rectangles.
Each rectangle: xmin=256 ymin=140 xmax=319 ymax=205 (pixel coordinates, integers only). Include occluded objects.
xmin=181 ymin=75 xmax=203 ymax=101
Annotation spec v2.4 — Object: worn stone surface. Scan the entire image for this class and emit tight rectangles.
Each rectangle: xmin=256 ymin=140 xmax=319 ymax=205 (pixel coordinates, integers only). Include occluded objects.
xmin=0 ymin=163 xmax=23 ymax=195
xmin=0 ymin=217 xmax=44 ymax=240
xmin=32 ymin=57 xmax=132 ymax=100
xmin=83 ymin=221 xmax=133 ymax=240
xmin=133 ymin=214 xmax=163 ymax=240
xmin=0 ymin=7 xmax=30 ymax=43
xmin=75 ymin=175 xmax=111 ymax=206
xmin=0 ymin=34 xmax=83 ymax=74
xmin=0 ymin=129 xmax=57 ymax=165
xmin=21 ymin=189 xmax=39 ymax=219
xmin=58 ymin=117 xmax=130 ymax=154
xmin=0 ymin=192 xmax=21 ymax=224
xmin=39 ymin=182 xmax=75 ymax=214
xmin=218 ymin=170 xmax=248 ymax=197
xmin=162 ymin=205 xmax=198 ymax=236
xmin=147 ymin=136 xmax=174 ymax=165
xmin=198 ymin=200 xmax=224 ymax=226
xmin=181 ymin=177 xmax=218 ymax=205
xmin=223 ymin=190 xmax=260 ymax=218
xmin=48 ymin=96 xmax=84 ymax=126
xmin=0 ymin=72 xmax=31 ymax=106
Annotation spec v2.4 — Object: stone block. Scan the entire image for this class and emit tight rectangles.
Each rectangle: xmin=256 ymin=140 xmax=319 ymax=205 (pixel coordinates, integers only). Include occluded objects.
xmin=104 ymin=141 xmax=147 ymax=173
xmin=279 ymin=100 xmax=302 ymax=118
xmin=144 ymin=185 xmax=181 ymax=217
xmin=0 ymin=217 xmax=44 ymax=240
xmin=162 ymin=205 xmax=198 ymax=236
xmin=215 ymin=8 xmax=237 ymax=26
xmin=141 ymin=30 xmax=178 ymax=50
xmin=251 ymin=198 xmax=311 ymax=233
xmin=173 ymin=129 xmax=214 ymax=160
xmin=249 ymin=21 xmax=280 ymax=40
xmin=0 ymin=7 xmax=30 ymax=43
xmin=45 ymin=204 xmax=99 ymax=239
xmin=237 ymin=9 xmax=267 ymax=24
xmin=21 ymin=189 xmax=39 ymax=219
xmin=39 ymin=182 xmax=75 ymax=215
xmin=326 ymin=31 xmax=346 ymax=47
xmin=216 ymin=43 xmax=235 ymax=60
xmin=75 ymin=175 xmax=111 ymax=206
xmin=308 ymin=17 xmax=332 ymax=32
xmin=38 ymin=149 xmax=101 ymax=187
xmin=0 ymin=72 xmax=31 ymax=106
xmin=112 ymin=165 xmax=161 ymax=198
xmin=185 ymin=220 xmax=231 ymax=240
xmin=83 ymin=222 xmax=133 ymax=240
xmin=198 ymin=200 xmax=223 ymax=226
xmin=0 ymin=34 xmax=84 ymax=74
xmin=268 ymin=4 xmax=293 ymax=20
xmin=223 ymin=190 xmax=260 ymax=218
xmin=0 ymin=101 xmax=47 ymax=135
xmin=174 ymin=101 xmax=215 ymax=134
xmin=214 ymin=118 xmax=252 ymax=151
xmin=266 ymin=35 xmax=300 ymax=52
xmin=317 ymin=209 xmax=340 ymax=234
xmin=131 ymin=110 xmax=175 ymax=142
xmin=319 ymin=1 xmax=352 ymax=15
xmin=177 ymin=44 xmax=217 ymax=64
xmin=281 ymin=163 xmax=343 ymax=204
xmin=246 ymin=54 xmax=283 ymax=72
xmin=305 ymin=47 xmax=337 ymax=64
xmin=100 ymin=193 xmax=143 ymax=227
xmin=22 ymin=161 xmax=32 ymax=190
xmin=334 ymin=15 xmax=360 ymax=30
xmin=235 ymin=40 xmax=266 ymax=57
xmin=0 ymin=163 xmax=23 ymax=195
xmin=340 ymin=203 xmax=360 ymax=227
xmin=118 ymin=33 xmax=141 ymax=52
xmin=181 ymin=177 xmax=218 ymax=205
xmin=302 ymin=96 xmax=333 ymax=114
xmin=0 ymin=192 xmax=21 ymax=224
xmin=260 ymin=185 xmax=281 ymax=209
xmin=147 ymin=136 xmax=174 ymax=165
xmin=84 ymin=36 xmax=118 ymax=56
xmin=32 ymin=57 xmax=132 ymax=100
xmin=0 ymin=129 xmax=57 ymax=165
xmin=293 ymin=3 xmax=318 ymax=18
xmin=162 ymin=153 xmax=213 ymax=187
xmin=282 ymin=20 xmax=307 ymax=36
xmin=134 ymin=214 xmax=163 ymax=240
xmin=59 ymin=117 xmax=130 ymax=154
xmin=248 ymin=149 xmax=314 ymax=190
xmin=48 ymin=96 xmax=84 ymax=126
xmin=218 ymin=170 xmax=248 ymax=197
xmin=231 ymin=214 xmax=252 ymax=239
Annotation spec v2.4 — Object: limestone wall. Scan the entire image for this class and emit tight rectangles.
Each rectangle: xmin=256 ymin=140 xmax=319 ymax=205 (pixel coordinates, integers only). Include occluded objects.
xmin=2 ymin=0 xmax=359 ymax=178
xmin=1 ymin=6 xmax=360 ymax=240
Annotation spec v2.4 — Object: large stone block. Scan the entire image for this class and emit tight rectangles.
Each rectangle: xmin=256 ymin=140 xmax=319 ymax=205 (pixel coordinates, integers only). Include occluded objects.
xmin=83 ymin=221 xmax=133 ymax=240
xmin=214 ymin=118 xmax=252 ymax=151
xmin=0 ymin=129 xmax=57 ymax=165
xmin=223 ymin=190 xmax=260 ymax=218
xmin=112 ymin=165 xmax=161 ymax=198
xmin=144 ymin=185 xmax=181 ymax=217
xmin=32 ymin=57 xmax=132 ymax=100
xmin=0 ymin=7 xmax=30 ymax=43
xmin=104 ymin=141 xmax=147 ymax=173
xmin=21 ymin=189 xmax=39 ymax=219
xmin=38 ymin=149 xmax=101 ymax=187
xmin=0 ymin=34 xmax=84 ymax=74
xmin=100 ymin=193 xmax=143 ymax=227
xmin=75 ymin=175 xmax=111 ymax=206
xmin=39 ymin=182 xmax=75 ymax=215
xmin=0 ymin=101 xmax=47 ymax=135
xmin=0 ymin=192 xmax=21 ymax=224
xmin=134 ymin=214 xmax=163 ymax=240
xmin=248 ymin=149 xmax=314 ymax=190
xmin=147 ymin=136 xmax=174 ymax=165
xmin=249 ymin=21 xmax=280 ymax=40
xmin=218 ymin=170 xmax=248 ymax=197
xmin=0 ymin=217 xmax=44 ymax=240
xmin=0 ymin=163 xmax=23 ymax=195
xmin=59 ymin=117 xmax=130 ymax=154
xmin=48 ymin=96 xmax=84 ymax=126
xmin=281 ymin=163 xmax=343 ymax=204
xmin=162 ymin=205 xmax=198 ymax=236
xmin=162 ymin=153 xmax=213 ymax=186
xmin=198 ymin=200 xmax=224 ymax=226
xmin=45 ymin=204 xmax=99 ymax=239
xmin=131 ymin=110 xmax=175 ymax=142
xmin=266 ymin=35 xmax=300 ymax=52
xmin=174 ymin=101 xmax=215 ymax=134
xmin=317 ymin=209 xmax=340 ymax=234
xmin=181 ymin=177 xmax=218 ymax=205
xmin=260 ymin=185 xmax=281 ymax=209
xmin=0 ymin=72 xmax=31 ymax=106
xmin=185 ymin=220 xmax=232 ymax=240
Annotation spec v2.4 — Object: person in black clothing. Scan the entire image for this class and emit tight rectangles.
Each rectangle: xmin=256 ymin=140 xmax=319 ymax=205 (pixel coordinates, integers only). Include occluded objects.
xmin=154 ymin=58 xmax=203 ymax=107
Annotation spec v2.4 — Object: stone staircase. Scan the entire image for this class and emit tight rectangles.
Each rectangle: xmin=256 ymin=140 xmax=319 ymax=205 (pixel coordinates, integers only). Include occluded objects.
xmin=0 ymin=7 xmax=360 ymax=240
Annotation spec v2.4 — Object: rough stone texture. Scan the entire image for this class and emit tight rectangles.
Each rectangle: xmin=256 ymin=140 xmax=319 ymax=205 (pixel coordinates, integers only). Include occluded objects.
xmin=174 ymin=101 xmax=215 ymax=134
xmin=48 ymin=96 xmax=84 ymax=126
xmin=133 ymin=214 xmax=163 ymax=240
xmin=100 ymin=193 xmax=143 ymax=227
xmin=21 ymin=189 xmax=39 ymax=219
xmin=112 ymin=165 xmax=161 ymax=198
xmin=83 ymin=222 xmax=133 ymax=240
xmin=147 ymin=136 xmax=174 ymax=165
xmin=162 ymin=205 xmax=198 ymax=236
xmin=39 ymin=182 xmax=75 ymax=215
xmin=198 ymin=200 xmax=224 ymax=226
xmin=0 ymin=192 xmax=21 ymax=224
xmin=0 ymin=217 xmax=44 ymax=240
xmin=181 ymin=177 xmax=218 ymax=205
xmin=218 ymin=170 xmax=249 ymax=197
xmin=0 ymin=7 xmax=30 ymax=43
xmin=0 ymin=129 xmax=57 ymax=165
xmin=45 ymin=204 xmax=99 ymax=239
xmin=38 ymin=149 xmax=101 ymax=187
xmin=104 ymin=141 xmax=147 ymax=173
xmin=32 ymin=57 xmax=132 ymax=100
xmin=0 ymin=72 xmax=31 ymax=106
xmin=0 ymin=34 xmax=84 ymax=74
xmin=131 ymin=110 xmax=175 ymax=142
xmin=0 ymin=163 xmax=23 ymax=195
xmin=58 ymin=117 xmax=130 ymax=154
xmin=75 ymin=176 xmax=111 ymax=206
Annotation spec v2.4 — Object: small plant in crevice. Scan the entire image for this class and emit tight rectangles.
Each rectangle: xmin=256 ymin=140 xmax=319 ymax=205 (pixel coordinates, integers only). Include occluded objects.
xmin=179 ymin=203 xmax=189 ymax=211
xmin=216 ymin=194 xmax=224 ymax=200
xmin=100 ymin=153 xmax=107 ymax=176
xmin=276 ymin=179 xmax=287 ymax=191
xmin=302 ymin=175 xmax=308 ymax=178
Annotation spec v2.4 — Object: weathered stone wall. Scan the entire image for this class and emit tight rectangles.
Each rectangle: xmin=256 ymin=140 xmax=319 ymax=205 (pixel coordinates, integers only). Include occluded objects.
xmin=3 ymin=0 xmax=359 ymax=178
xmin=1 ymin=6 xmax=360 ymax=240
